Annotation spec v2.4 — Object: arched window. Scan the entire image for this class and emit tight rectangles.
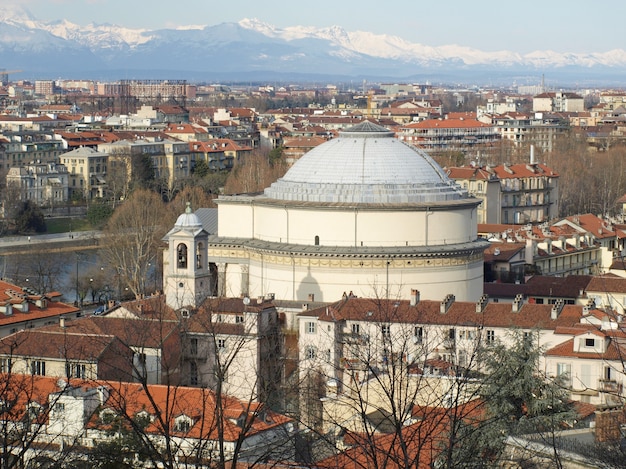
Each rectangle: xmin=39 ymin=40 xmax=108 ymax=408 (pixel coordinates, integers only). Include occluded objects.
xmin=196 ymin=242 xmax=204 ymax=269
xmin=314 ymin=235 xmax=320 ymax=246
xmin=177 ymin=243 xmax=188 ymax=268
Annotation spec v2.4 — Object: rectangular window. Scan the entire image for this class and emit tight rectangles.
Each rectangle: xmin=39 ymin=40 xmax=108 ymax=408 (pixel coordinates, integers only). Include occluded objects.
xmin=66 ymin=363 xmax=86 ymax=379
xmin=351 ymin=323 xmax=360 ymax=335
xmin=31 ymin=361 xmax=46 ymax=376
xmin=414 ymin=326 xmax=423 ymax=343
xmin=190 ymin=362 xmax=198 ymax=386
xmin=381 ymin=324 xmax=391 ymax=338
xmin=0 ymin=358 xmax=11 ymax=373
xmin=235 ymin=315 xmax=244 ymax=324
xmin=486 ymin=330 xmax=495 ymax=344
xmin=190 ymin=338 xmax=198 ymax=356
xmin=585 ymin=338 xmax=595 ymax=347
xmin=306 ymin=321 xmax=316 ymax=334
xmin=217 ymin=338 xmax=226 ymax=350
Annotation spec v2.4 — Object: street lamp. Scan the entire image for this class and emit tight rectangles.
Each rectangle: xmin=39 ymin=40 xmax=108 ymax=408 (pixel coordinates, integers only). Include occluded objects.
xmin=75 ymin=253 xmax=80 ymax=306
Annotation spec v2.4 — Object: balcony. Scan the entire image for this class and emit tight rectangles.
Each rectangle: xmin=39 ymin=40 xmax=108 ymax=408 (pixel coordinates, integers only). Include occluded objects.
xmin=341 ymin=332 xmax=369 ymax=345
xmin=183 ymin=347 xmax=207 ymax=361
xmin=599 ymin=379 xmax=623 ymax=394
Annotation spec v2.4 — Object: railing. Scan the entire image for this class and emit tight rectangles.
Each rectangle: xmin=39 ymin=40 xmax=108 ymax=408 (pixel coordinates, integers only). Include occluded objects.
xmin=341 ymin=332 xmax=369 ymax=345
xmin=598 ymin=379 xmax=622 ymax=394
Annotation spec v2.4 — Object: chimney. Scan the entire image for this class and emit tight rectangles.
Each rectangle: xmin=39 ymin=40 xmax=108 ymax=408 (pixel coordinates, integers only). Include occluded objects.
xmin=512 ymin=294 xmax=524 ymax=313
xmin=475 ymin=294 xmax=489 ymax=313
xmin=302 ymin=303 xmax=308 ymax=312
xmin=410 ymin=289 xmax=420 ymax=307
xmin=440 ymin=294 xmax=455 ymax=314
xmin=59 ymin=316 xmax=66 ymax=328
xmin=551 ymin=298 xmax=564 ymax=320
xmin=530 ymin=144 xmax=536 ymax=165
xmin=595 ymin=407 xmax=626 ymax=443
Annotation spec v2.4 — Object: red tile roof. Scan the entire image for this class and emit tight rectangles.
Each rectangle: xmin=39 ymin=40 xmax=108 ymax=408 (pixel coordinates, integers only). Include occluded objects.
xmin=545 ymin=336 xmax=626 ymax=361
xmin=301 ymin=297 xmax=583 ymax=331
xmin=0 ymin=280 xmax=79 ymax=327
xmin=91 ymin=381 xmax=291 ymax=441
xmin=402 ymin=118 xmax=492 ymax=130
xmin=586 ymin=275 xmax=626 ymax=294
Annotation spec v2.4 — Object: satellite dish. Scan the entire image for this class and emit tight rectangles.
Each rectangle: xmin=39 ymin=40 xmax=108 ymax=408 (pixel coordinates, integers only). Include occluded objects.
xmin=243 ymin=297 xmax=250 ymax=306
xmin=494 ymin=248 xmax=501 ymax=256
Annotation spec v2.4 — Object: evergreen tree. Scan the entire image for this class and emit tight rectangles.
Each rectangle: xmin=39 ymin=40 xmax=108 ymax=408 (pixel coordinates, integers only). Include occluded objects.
xmin=14 ymin=200 xmax=46 ymax=234
xmin=439 ymin=330 xmax=576 ymax=468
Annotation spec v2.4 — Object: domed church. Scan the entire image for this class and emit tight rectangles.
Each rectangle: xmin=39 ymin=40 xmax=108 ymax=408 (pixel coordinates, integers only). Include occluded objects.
xmin=165 ymin=122 xmax=488 ymax=308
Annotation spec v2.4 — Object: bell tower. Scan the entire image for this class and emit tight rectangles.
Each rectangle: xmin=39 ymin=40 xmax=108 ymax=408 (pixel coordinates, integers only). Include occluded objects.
xmin=163 ymin=203 xmax=210 ymax=310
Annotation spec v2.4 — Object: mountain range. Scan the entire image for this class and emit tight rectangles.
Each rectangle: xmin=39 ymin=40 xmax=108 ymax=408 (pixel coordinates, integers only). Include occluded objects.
xmin=2 ymin=6 xmax=626 ymax=84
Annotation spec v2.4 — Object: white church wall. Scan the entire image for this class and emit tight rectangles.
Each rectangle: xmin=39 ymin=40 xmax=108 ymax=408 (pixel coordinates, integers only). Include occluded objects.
xmin=218 ymin=202 xmax=254 ymax=238
xmin=243 ymin=257 xmax=484 ymax=303
xmin=247 ymin=204 xmax=478 ymax=247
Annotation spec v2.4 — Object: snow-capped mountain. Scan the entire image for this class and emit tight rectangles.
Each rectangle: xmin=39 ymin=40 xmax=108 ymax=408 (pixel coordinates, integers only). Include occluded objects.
xmin=1 ymin=8 xmax=625 ymax=83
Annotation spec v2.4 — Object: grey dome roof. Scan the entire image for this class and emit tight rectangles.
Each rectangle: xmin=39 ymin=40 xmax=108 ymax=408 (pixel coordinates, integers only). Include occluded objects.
xmin=264 ymin=121 xmax=467 ymax=204
xmin=174 ymin=203 xmax=202 ymax=229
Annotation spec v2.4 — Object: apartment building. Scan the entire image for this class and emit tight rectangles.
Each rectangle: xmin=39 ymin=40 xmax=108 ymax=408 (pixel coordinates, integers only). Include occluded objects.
xmin=486 ymin=112 xmax=569 ymax=152
xmin=533 ymin=92 xmax=585 ymax=113
xmin=298 ymin=292 xmax=625 ymax=412
xmin=59 ymin=146 xmax=108 ymax=200
xmin=398 ymin=114 xmax=499 ymax=151
xmin=447 ymin=159 xmax=559 ymax=224
xmin=99 ymin=138 xmax=195 ymax=190
xmin=6 ymin=163 xmax=69 ymax=205
xmin=0 ymin=131 xmax=66 ymax=170
xmin=180 ymin=296 xmax=282 ymax=403
xmin=0 ymin=375 xmax=294 ymax=467
xmin=479 ymin=212 xmax=625 ymax=277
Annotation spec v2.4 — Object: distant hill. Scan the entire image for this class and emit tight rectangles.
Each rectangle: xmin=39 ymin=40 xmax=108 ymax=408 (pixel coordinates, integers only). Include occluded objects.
xmin=2 ymin=7 xmax=626 ymax=84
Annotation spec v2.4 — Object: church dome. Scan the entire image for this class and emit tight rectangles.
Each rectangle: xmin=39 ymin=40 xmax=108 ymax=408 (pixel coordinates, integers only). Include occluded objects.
xmin=174 ymin=203 xmax=202 ymax=229
xmin=264 ymin=121 xmax=467 ymax=204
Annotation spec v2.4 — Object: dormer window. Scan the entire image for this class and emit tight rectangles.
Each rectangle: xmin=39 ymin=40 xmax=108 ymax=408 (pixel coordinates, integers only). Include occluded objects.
xmin=177 ymin=244 xmax=188 ymax=268
xmin=174 ymin=415 xmax=193 ymax=433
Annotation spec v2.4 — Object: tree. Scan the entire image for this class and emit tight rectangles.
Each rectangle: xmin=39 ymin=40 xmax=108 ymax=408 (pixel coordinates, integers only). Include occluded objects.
xmin=86 ymin=200 xmax=113 ymax=229
xmin=439 ymin=330 xmax=577 ymax=469
xmin=191 ymin=159 xmax=211 ymax=178
xmin=101 ymin=189 xmax=174 ymax=299
xmin=105 ymin=149 xmax=133 ymax=208
xmin=0 ymin=178 xmax=22 ymax=235
xmin=296 ymin=295 xmax=487 ymax=467
xmin=131 ymin=154 xmax=156 ymax=190
xmin=169 ymin=186 xmax=215 ymax=215
xmin=14 ymin=201 xmax=46 ymax=234
xmin=223 ymin=149 xmax=287 ymax=194
xmin=296 ymin=295 xmax=583 ymax=469
xmin=20 ymin=248 xmax=66 ymax=295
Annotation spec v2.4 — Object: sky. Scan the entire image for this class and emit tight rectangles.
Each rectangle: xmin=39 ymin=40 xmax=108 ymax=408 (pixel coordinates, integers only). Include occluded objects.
xmin=8 ymin=0 xmax=626 ymax=54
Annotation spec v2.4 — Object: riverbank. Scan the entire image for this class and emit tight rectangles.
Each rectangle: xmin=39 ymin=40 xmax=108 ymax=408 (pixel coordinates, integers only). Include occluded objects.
xmin=0 ymin=231 xmax=103 ymax=255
